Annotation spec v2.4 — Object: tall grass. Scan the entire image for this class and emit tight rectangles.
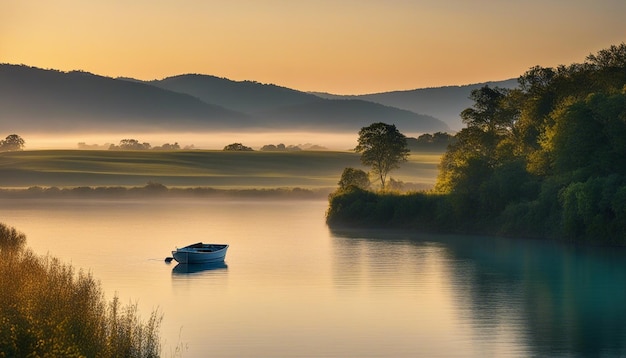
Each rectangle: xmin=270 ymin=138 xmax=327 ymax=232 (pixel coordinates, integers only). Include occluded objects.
xmin=0 ymin=223 xmax=162 ymax=357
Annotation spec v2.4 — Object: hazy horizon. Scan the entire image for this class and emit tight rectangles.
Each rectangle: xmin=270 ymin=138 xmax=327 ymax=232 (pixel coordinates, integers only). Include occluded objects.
xmin=17 ymin=131 xmax=362 ymax=151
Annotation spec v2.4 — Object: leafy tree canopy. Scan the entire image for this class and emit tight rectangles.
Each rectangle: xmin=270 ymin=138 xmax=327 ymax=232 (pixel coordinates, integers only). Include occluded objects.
xmin=407 ymin=132 xmax=455 ymax=151
xmin=436 ymin=43 xmax=626 ymax=242
xmin=0 ymin=134 xmax=25 ymax=151
xmin=223 ymin=143 xmax=254 ymax=151
xmin=337 ymin=167 xmax=370 ymax=191
xmin=109 ymin=139 xmax=151 ymax=150
xmin=355 ymin=122 xmax=410 ymax=189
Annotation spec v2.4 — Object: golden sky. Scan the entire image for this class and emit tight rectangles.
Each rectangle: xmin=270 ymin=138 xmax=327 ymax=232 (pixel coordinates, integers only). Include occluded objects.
xmin=2 ymin=0 xmax=625 ymax=94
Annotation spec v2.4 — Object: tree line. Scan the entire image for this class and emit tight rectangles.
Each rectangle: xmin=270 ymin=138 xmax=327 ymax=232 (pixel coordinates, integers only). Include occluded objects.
xmin=107 ymin=139 xmax=182 ymax=150
xmin=327 ymin=43 xmax=626 ymax=245
xmin=223 ymin=143 xmax=329 ymax=151
xmin=0 ymin=182 xmax=328 ymax=199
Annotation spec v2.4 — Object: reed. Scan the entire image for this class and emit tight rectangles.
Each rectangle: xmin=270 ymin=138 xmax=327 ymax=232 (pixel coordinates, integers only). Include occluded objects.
xmin=0 ymin=223 xmax=162 ymax=357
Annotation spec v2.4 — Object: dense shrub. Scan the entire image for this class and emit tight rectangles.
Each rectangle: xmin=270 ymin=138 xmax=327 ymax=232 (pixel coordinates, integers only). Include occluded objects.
xmin=326 ymin=187 xmax=455 ymax=232
xmin=0 ymin=223 xmax=162 ymax=357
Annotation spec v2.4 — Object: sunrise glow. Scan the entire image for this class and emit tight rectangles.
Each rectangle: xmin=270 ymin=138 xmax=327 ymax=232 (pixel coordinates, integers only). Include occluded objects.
xmin=3 ymin=0 xmax=625 ymax=94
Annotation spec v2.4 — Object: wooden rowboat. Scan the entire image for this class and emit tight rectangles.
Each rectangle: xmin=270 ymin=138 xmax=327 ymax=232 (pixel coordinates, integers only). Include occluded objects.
xmin=171 ymin=242 xmax=228 ymax=264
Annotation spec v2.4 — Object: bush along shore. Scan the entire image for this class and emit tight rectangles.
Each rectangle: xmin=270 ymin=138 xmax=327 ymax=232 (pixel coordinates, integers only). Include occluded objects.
xmin=0 ymin=223 xmax=162 ymax=357
xmin=327 ymin=44 xmax=626 ymax=246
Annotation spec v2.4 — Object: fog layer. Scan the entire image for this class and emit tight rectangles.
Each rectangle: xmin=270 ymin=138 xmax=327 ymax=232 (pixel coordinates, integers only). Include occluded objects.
xmin=21 ymin=131 xmax=359 ymax=151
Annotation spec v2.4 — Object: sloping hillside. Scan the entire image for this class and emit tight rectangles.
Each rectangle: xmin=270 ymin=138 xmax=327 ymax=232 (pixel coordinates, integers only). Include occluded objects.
xmin=148 ymin=74 xmax=448 ymax=133
xmin=314 ymin=79 xmax=519 ymax=130
xmin=254 ymin=98 xmax=446 ymax=133
xmin=0 ymin=65 xmax=249 ymax=132
xmin=151 ymin=74 xmax=320 ymax=113
xmin=0 ymin=65 xmax=448 ymax=135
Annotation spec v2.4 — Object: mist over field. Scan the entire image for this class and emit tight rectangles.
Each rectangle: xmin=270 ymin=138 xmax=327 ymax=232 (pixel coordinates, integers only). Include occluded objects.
xmin=21 ymin=131 xmax=360 ymax=151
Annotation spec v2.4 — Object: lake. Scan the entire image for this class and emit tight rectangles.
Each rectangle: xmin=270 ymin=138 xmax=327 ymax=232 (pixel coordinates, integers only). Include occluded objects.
xmin=2 ymin=197 xmax=626 ymax=357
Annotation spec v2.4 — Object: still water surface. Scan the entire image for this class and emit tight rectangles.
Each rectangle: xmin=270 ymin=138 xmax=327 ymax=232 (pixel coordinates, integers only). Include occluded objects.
xmin=2 ymin=198 xmax=626 ymax=357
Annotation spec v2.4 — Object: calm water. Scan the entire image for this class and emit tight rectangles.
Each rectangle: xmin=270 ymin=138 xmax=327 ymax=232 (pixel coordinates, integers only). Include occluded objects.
xmin=2 ymin=198 xmax=626 ymax=357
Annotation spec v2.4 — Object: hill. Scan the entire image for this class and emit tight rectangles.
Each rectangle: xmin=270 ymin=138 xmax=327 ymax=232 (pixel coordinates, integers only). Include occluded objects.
xmin=313 ymin=79 xmax=519 ymax=130
xmin=146 ymin=74 xmax=448 ymax=133
xmin=0 ymin=64 xmax=249 ymax=133
xmin=253 ymin=98 xmax=444 ymax=132
xmin=150 ymin=74 xmax=320 ymax=113
xmin=0 ymin=64 xmax=449 ymax=137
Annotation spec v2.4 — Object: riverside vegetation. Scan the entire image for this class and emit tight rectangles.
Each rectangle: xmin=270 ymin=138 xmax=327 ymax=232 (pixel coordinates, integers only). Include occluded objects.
xmin=327 ymin=43 xmax=626 ymax=245
xmin=0 ymin=223 xmax=162 ymax=357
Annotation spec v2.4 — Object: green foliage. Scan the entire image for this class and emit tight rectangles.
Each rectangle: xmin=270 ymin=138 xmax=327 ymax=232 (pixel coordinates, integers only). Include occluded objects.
xmin=327 ymin=43 xmax=626 ymax=245
xmin=559 ymin=175 xmax=626 ymax=244
xmin=326 ymin=187 xmax=458 ymax=231
xmin=435 ymin=43 xmax=626 ymax=243
xmin=0 ymin=223 xmax=162 ymax=357
xmin=407 ymin=132 xmax=455 ymax=151
xmin=355 ymin=122 xmax=410 ymax=189
xmin=545 ymin=93 xmax=626 ymax=178
xmin=337 ymin=167 xmax=370 ymax=191
xmin=461 ymin=86 xmax=517 ymax=134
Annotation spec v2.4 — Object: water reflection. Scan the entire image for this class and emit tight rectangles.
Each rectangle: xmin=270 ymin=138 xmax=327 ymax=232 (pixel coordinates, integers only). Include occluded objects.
xmin=330 ymin=229 xmax=626 ymax=357
xmin=446 ymin=236 xmax=626 ymax=357
xmin=331 ymin=228 xmax=446 ymax=293
xmin=7 ymin=198 xmax=626 ymax=357
xmin=171 ymin=262 xmax=228 ymax=275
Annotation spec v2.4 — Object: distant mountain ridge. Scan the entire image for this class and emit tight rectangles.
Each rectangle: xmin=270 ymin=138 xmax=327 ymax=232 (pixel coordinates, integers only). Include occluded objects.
xmin=0 ymin=65 xmax=448 ymax=135
xmin=1 ymin=63 xmax=517 ymax=137
xmin=0 ymin=64 xmax=249 ymax=132
xmin=313 ymin=79 xmax=519 ymax=130
xmin=150 ymin=74 xmax=320 ymax=114
xmin=146 ymin=74 xmax=445 ymax=131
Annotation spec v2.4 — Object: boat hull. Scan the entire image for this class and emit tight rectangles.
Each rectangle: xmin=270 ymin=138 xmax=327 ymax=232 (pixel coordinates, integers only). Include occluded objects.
xmin=172 ymin=243 xmax=228 ymax=264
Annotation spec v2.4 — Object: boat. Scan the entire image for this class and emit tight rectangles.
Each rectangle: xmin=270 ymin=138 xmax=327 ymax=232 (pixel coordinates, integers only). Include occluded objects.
xmin=171 ymin=242 xmax=229 ymax=264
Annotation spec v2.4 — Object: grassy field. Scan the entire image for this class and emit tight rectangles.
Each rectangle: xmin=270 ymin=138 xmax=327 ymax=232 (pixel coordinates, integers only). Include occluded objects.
xmin=0 ymin=149 xmax=443 ymax=190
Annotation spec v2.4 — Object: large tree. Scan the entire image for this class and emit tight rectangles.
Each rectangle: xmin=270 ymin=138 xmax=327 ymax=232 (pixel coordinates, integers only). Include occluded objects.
xmin=355 ymin=122 xmax=409 ymax=189
xmin=0 ymin=134 xmax=25 ymax=151
xmin=223 ymin=143 xmax=254 ymax=151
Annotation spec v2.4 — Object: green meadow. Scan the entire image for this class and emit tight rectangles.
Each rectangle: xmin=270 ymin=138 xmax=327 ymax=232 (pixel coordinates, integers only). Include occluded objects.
xmin=0 ymin=150 xmax=443 ymax=191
